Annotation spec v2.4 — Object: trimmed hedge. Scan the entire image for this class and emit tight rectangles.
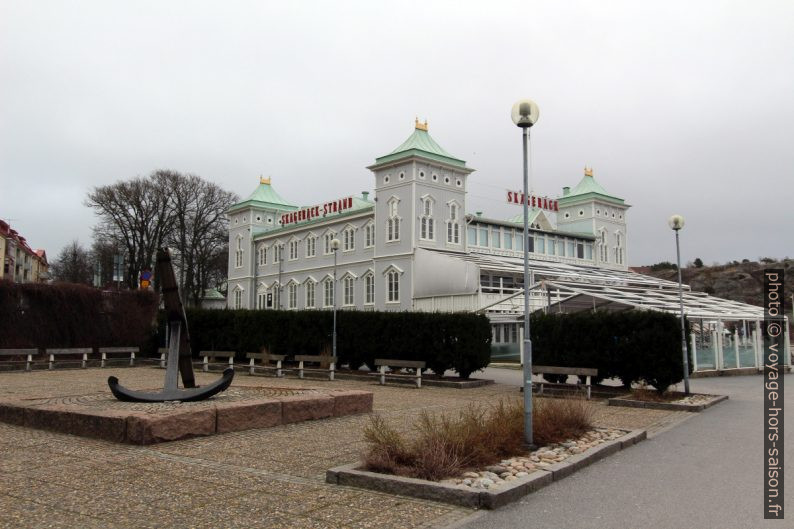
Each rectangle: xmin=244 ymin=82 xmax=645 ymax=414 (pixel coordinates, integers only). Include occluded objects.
xmin=531 ymin=311 xmax=692 ymax=392
xmin=159 ymin=309 xmax=492 ymax=379
xmin=0 ymin=280 xmax=159 ymax=349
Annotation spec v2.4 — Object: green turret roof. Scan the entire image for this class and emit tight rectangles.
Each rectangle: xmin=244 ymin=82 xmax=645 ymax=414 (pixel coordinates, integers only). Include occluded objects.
xmin=227 ymin=178 xmax=298 ymax=213
xmin=373 ymin=120 xmax=467 ymax=168
xmin=559 ymin=169 xmax=625 ymax=206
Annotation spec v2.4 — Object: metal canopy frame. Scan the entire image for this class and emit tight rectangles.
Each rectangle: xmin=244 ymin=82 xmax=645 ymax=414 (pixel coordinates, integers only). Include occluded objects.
xmin=450 ymin=250 xmax=770 ymax=322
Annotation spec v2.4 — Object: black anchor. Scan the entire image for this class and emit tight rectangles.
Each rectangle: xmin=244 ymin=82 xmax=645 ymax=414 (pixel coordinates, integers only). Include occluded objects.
xmin=108 ymin=248 xmax=234 ymax=402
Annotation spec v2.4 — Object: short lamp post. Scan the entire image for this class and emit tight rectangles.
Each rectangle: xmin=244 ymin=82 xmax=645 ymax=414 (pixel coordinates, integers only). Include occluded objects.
xmin=512 ymin=98 xmax=540 ymax=448
xmin=669 ymin=214 xmax=691 ymax=395
xmin=330 ymin=238 xmax=341 ymax=359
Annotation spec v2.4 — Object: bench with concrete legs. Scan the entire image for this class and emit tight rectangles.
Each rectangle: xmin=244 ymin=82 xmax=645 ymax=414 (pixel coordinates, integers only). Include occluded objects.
xmin=246 ymin=352 xmax=286 ymax=377
xmin=45 ymin=348 xmax=93 ymax=369
xmin=294 ymin=355 xmax=337 ymax=381
xmin=0 ymin=349 xmax=38 ymax=371
xmin=98 ymin=347 xmax=138 ymax=368
xmin=373 ymin=359 xmax=426 ymax=388
xmin=201 ymin=351 xmax=236 ymax=372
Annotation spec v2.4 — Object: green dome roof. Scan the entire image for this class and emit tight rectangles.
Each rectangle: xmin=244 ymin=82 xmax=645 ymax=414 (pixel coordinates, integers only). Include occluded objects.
xmin=373 ymin=120 xmax=466 ymax=168
xmin=227 ymin=178 xmax=298 ymax=213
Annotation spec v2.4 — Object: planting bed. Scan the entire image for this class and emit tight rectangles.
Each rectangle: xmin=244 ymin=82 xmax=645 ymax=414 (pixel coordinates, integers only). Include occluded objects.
xmin=607 ymin=392 xmax=727 ymax=412
xmin=327 ymin=428 xmax=646 ymax=509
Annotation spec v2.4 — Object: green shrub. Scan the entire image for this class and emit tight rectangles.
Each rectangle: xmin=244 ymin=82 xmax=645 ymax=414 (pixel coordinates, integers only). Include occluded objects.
xmin=157 ymin=308 xmax=492 ymax=379
xmin=530 ymin=311 xmax=691 ymax=393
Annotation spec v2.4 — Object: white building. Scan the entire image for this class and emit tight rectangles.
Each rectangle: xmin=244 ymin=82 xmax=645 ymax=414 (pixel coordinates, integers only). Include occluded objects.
xmin=226 ymin=120 xmax=788 ymax=370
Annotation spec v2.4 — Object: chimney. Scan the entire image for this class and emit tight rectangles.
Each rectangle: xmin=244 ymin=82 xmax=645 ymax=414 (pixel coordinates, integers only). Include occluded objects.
xmin=475 ymin=211 xmax=483 ymax=217
xmin=562 ymin=186 xmax=570 ymax=196
xmin=362 ymin=191 xmax=369 ymax=201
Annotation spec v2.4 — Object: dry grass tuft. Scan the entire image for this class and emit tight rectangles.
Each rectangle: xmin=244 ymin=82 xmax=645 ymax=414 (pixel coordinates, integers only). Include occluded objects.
xmin=363 ymin=396 xmax=594 ymax=480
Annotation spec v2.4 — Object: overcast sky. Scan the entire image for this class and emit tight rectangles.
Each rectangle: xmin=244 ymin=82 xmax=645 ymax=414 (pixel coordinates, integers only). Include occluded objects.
xmin=1 ymin=0 xmax=792 ymax=267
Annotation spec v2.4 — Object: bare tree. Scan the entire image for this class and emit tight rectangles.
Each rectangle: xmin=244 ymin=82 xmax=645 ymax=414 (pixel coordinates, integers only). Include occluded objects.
xmin=50 ymin=240 xmax=93 ymax=285
xmin=86 ymin=170 xmax=236 ymax=300
xmin=86 ymin=171 xmax=174 ymax=288
xmin=163 ymin=173 xmax=236 ymax=305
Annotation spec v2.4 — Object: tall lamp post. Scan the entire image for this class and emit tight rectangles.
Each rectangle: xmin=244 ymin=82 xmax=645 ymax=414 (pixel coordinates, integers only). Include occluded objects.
xmin=330 ymin=238 xmax=341 ymax=359
xmin=669 ymin=214 xmax=691 ymax=395
xmin=512 ymin=99 xmax=540 ymax=448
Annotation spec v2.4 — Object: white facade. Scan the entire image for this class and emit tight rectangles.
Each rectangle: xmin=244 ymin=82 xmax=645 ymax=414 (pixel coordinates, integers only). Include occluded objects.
xmin=226 ymin=122 xmax=630 ymax=313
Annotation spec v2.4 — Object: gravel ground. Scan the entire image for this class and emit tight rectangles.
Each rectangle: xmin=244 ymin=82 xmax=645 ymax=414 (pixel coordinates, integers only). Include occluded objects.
xmin=0 ymin=366 xmax=681 ymax=528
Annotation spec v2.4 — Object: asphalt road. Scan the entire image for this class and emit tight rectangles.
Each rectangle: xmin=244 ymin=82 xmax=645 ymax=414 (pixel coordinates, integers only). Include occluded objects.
xmin=449 ymin=369 xmax=794 ymax=529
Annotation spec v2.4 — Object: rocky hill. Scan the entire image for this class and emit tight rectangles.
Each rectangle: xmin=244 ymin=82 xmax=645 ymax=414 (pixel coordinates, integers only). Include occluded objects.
xmin=631 ymin=259 xmax=794 ymax=310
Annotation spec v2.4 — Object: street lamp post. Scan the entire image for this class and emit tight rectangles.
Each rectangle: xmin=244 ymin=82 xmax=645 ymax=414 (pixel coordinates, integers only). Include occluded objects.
xmin=330 ymin=238 xmax=341 ymax=359
xmin=511 ymin=99 xmax=540 ymax=448
xmin=669 ymin=214 xmax=691 ymax=395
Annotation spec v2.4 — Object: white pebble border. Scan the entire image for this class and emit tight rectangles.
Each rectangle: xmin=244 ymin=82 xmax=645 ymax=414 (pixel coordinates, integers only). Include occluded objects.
xmin=440 ymin=428 xmax=627 ymax=490
xmin=673 ymin=393 xmax=716 ymax=406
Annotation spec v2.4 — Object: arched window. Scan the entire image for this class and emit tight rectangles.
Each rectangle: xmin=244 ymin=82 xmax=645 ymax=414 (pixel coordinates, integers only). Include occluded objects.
xmin=257 ymin=245 xmax=267 ymax=266
xmin=599 ymin=230 xmax=609 ymax=263
xmin=386 ymin=198 xmax=400 ymax=242
xmin=387 ymin=270 xmax=400 ymax=303
xmin=324 ymin=232 xmax=336 ymax=254
xmin=343 ymin=226 xmax=355 ymax=251
xmin=364 ymin=272 xmax=375 ymax=304
xmin=420 ymin=197 xmax=434 ymax=240
xmin=446 ymin=203 xmax=460 ymax=244
xmin=364 ymin=222 xmax=375 ymax=248
xmin=233 ymin=287 xmax=243 ymax=309
xmin=288 ymin=282 xmax=298 ymax=309
xmin=305 ymin=235 xmax=316 ymax=258
xmin=343 ymin=276 xmax=354 ymax=306
xmin=235 ymin=236 xmax=244 ymax=268
xmin=289 ymin=240 xmax=299 ymax=260
xmin=305 ymin=280 xmax=316 ymax=308
xmin=323 ymin=278 xmax=334 ymax=307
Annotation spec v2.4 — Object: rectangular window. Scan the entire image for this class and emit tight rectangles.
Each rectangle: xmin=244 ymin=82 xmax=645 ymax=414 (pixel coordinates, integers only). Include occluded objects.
xmin=537 ymin=236 xmax=545 ymax=254
xmin=548 ymin=238 xmax=556 ymax=256
xmin=585 ymin=243 xmax=593 ymax=260
xmin=492 ymin=227 xmax=501 ymax=248
xmin=504 ymin=230 xmax=513 ymax=250
xmin=567 ymin=240 xmax=575 ymax=257
xmin=467 ymin=226 xmax=477 ymax=245
xmin=526 ymin=235 xmax=534 ymax=253
xmin=515 ymin=232 xmax=523 ymax=251
xmin=478 ymin=226 xmax=489 ymax=246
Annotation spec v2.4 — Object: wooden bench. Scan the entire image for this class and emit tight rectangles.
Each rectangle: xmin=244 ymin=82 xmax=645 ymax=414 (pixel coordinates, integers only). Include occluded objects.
xmin=373 ymin=359 xmax=426 ymax=388
xmin=201 ymin=351 xmax=236 ymax=372
xmin=98 ymin=347 xmax=138 ymax=368
xmin=45 ymin=348 xmax=93 ymax=369
xmin=0 ymin=349 xmax=38 ymax=371
xmin=533 ymin=365 xmax=598 ymax=399
xmin=294 ymin=355 xmax=337 ymax=381
xmin=245 ymin=352 xmax=286 ymax=377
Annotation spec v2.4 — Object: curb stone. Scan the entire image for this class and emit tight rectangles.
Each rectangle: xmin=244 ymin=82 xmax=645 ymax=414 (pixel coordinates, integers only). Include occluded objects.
xmin=607 ymin=394 xmax=728 ymax=412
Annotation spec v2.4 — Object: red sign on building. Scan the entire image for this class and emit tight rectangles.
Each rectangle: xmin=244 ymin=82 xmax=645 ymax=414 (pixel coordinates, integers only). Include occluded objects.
xmin=280 ymin=196 xmax=354 ymax=227
xmin=506 ymin=191 xmax=559 ymax=212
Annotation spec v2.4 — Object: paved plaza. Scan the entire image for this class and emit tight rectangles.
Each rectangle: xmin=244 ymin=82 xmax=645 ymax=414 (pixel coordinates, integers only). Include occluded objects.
xmin=0 ymin=366 xmax=685 ymax=529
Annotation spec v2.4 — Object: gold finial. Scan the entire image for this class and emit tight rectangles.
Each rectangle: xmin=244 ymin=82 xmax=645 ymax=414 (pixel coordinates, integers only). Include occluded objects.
xmin=414 ymin=117 xmax=428 ymax=131
xmin=260 ymin=175 xmax=271 ymax=185
xmin=584 ymin=167 xmax=593 ymax=177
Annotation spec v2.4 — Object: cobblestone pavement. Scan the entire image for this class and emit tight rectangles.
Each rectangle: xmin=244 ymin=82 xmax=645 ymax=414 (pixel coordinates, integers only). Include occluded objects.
xmin=0 ymin=366 xmax=681 ymax=528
